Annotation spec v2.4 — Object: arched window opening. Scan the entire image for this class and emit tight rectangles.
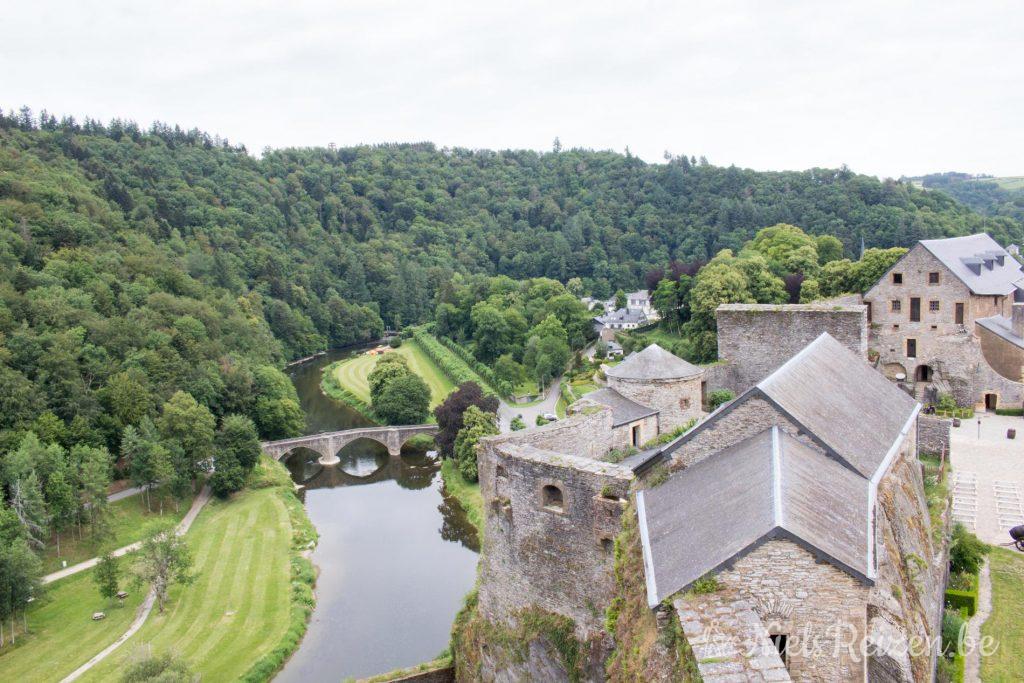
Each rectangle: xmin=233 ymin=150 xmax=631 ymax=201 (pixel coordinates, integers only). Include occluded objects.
xmin=542 ymin=484 xmax=564 ymax=512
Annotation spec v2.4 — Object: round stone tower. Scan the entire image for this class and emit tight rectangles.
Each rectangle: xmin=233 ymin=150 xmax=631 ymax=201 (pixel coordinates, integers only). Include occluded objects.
xmin=605 ymin=343 xmax=704 ymax=432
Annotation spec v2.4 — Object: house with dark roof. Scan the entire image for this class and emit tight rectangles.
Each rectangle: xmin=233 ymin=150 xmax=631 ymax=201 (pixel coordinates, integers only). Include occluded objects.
xmin=634 ymin=333 xmax=941 ymax=682
xmin=863 ymin=233 xmax=1024 ymax=409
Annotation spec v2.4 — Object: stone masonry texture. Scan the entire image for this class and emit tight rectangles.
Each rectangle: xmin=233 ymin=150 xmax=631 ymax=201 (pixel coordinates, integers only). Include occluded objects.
xmin=606 ymin=374 xmax=703 ymax=432
xmin=715 ymin=303 xmax=868 ymax=393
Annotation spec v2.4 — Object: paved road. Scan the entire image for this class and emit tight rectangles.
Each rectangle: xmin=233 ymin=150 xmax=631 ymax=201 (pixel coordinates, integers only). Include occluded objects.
xmin=59 ymin=484 xmax=212 ymax=683
xmin=950 ymin=413 xmax=1024 ymax=546
xmin=497 ymin=376 xmax=562 ymax=432
xmin=107 ymin=486 xmax=144 ymax=503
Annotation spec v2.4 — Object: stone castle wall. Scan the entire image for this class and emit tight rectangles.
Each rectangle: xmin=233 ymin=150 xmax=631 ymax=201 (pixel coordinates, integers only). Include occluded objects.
xmin=606 ymin=375 xmax=702 ymax=433
xmin=669 ymin=397 xmax=820 ymax=470
xmin=917 ymin=414 xmax=952 ymax=456
xmin=717 ymin=538 xmax=869 ymax=682
xmin=715 ymin=303 xmax=868 ymax=393
xmin=608 ymin=414 xmax=659 ymax=450
xmin=476 ymin=421 xmax=634 ymax=639
xmin=977 ymin=325 xmax=1024 ymax=384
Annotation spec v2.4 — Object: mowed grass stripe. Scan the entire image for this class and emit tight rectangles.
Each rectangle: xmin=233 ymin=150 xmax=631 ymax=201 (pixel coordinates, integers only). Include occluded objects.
xmin=80 ymin=486 xmax=291 ymax=681
xmin=332 ymin=340 xmax=456 ymax=410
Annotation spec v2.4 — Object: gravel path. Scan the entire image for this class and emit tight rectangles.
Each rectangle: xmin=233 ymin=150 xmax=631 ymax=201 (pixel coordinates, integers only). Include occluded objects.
xmin=963 ymin=558 xmax=993 ymax=683
xmin=57 ymin=484 xmax=212 ymax=683
xmin=497 ymin=375 xmax=562 ymax=432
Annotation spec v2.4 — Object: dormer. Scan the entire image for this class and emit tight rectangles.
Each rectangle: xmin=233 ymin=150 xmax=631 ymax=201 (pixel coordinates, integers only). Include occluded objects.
xmin=961 ymin=256 xmax=984 ymax=275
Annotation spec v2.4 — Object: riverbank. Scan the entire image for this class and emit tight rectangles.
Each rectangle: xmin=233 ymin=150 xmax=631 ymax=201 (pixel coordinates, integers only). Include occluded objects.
xmin=440 ymin=459 xmax=483 ymax=535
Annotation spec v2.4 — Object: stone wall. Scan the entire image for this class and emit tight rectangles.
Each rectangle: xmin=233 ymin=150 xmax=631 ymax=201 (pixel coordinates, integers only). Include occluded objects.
xmin=717 ymin=538 xmax=869 ymax=682
xmin=476 ymin=431 xmax=634 ymax=638
xmin=668 ymin=396 xmax=820 ymax=470
xmin=701 ymin=361 xmax=738 ymax=397
xmin=609 ymin=414 xmax=659 ymax=451
xmin=715 ymin=303 xmax=868 ymax=393
xmin=504 ymin=402 xmax=614 ymax=460
xmin=606 ymin=375 xmax=703 ymax=433
xmin=917 ymin=415 xmax=952 ymax=456
xmin=863 ymin=243 xmax=1024 ymax=407
xmin=977 ymin=324 xmax=1024 ymax=384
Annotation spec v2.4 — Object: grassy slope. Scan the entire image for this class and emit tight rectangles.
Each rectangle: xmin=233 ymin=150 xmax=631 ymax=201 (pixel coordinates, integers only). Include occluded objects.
xmin=332 ymin=340 xmax=455 ymax=408
xmin=991 ymin=176 xmax=1024 ymax=191
xmin=981 ymin=548 xmax=1024 ymax=681
xmin=80 ymin=483 xmax=293 ymax=682
xmin=0 ymin=565 xmax=146 ymax=681
xmin=42 ymin=488 xmax=194 ymax=573
xmin=440 ymin=459 xmax=483 ymax=534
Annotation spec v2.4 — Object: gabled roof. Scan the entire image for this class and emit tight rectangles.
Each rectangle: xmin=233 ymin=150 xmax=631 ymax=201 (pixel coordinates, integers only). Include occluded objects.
xmin=583 ymin=388 xmax=657 ymax=427
xmin=596 ymin=308 xmax=647 ymax=325
xmin=606 ymin=343 xmax=702 ymax=381
xmin=637 ymin=426 xmax=871 ymax=606
xmin=919 ymin=234 xmax=1024 ymax=296
xmin=753 ymin=333 xmax=919 ymax=478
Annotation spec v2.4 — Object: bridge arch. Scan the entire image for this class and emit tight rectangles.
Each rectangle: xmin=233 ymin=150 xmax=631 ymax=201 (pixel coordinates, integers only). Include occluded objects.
xmin=261 ymin=424 xmax=439 ymax=466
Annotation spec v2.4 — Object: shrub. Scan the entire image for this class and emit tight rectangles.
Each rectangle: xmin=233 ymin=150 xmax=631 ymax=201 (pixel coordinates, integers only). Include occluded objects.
xmin=949 ymin=523 xmax=989 ymax=575
xmin=936 ymin=393 xmax=958 ymax=412
xmin=707 ymin=389 xmax=735 ymax=411
xmin=122 ymin=651 xmax=196 ymax=682
xmin=388 ymin=336 xmax=402 ymax=348
xmin=996 ymin=407 xmax=1024 ymax=416
xmin=944 ymin=589 xmax=977 ymax=617
xmin=690 ymin=573 xmax=721 ymax=594
xmin=941 ymin=608 xmax=966 ymax=658
xmin=510 ymin=416 xmax=526 ymax=431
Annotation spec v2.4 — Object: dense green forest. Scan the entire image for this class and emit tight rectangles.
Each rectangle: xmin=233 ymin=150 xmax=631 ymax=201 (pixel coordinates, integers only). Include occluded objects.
xmin=911 ymin=172 xmax=1024 ymax=225
xmin=1 ymin=105 xmax=1023 ymax=613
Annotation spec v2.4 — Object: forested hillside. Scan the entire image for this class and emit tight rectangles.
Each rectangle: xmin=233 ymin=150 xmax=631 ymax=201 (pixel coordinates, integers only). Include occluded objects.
xmin=913 ymin=172 xmax=1024 ymax=225
xmin=2 ymin=107 xmax=1022 ymax=448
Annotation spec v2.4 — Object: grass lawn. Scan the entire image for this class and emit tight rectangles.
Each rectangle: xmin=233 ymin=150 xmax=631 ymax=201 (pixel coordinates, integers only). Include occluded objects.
xmin=981 ymin=548 xmax=1024 ymax=681
xmin=440 ymin=458 xmax=483 ymax=534
xmin=42 ymin=488 xmax=195 ymax=574
xmin=332 ymin=340 xmax=455 ymax=409
xmin=990 ymin=176 xmax=1024 ymax=191
xmin=0 ymin=564 xmax=146 ymax=682
xmin=80 ymin=483 xmax=293 ymax=682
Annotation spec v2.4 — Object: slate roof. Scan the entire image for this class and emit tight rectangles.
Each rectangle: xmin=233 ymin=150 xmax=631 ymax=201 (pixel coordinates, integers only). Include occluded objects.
xmin=637 ymin=426 xmax=871 ymax=606
xmin=754 ymin=333 xmax=918 ymax=478
xmin=919 ymin=234 xmax=1024 ymax=296
xmin=606 ymin=343 xmax=703 ymax=380
xmin=595 ymin=307 xmax=648 ymax=326
xmin=584 ymin=387 xmax=658 ymax=427
xmin=976 ymin=315 xmax=1024 ymax=349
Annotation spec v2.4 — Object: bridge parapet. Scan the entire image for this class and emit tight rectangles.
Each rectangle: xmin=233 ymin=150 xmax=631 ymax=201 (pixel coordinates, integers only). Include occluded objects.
xmin=262 ymin=424 xmax=438 ymax=465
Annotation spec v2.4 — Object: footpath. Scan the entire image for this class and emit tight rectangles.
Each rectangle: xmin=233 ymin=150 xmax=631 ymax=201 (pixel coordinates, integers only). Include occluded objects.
xmin=57 ymin=484 xmax=212 ymax=683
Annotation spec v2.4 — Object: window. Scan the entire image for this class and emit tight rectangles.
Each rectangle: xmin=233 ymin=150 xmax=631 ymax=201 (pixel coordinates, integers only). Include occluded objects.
xmin=891 ymin=300 xmax=901 ymax=312
xmin=770 ymin=634 xmax=789 ymax=665
xmin=906 ymin=338 xmax=917 ymax=358
xmin=928 ymin=272 xmax=940 ymax=284
xmin=929 ymin=300 xmax=940 ymax=312
xmin=955 ymin=303 xmax=965 ymax=325
xmin=892 ymin=273 xmax=903 ymax=284
xmin=541 ymin=484 xmax=564 ymax=512
xmin=910 ymin=297 xmax=921 ymax=322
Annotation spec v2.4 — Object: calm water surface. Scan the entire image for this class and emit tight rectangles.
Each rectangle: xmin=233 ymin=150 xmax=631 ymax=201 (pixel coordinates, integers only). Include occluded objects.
xmin=275 ymin=349 xmax=479 ymax=682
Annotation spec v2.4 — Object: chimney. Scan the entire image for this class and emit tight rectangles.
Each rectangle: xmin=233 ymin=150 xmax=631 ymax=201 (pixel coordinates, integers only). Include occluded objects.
xmin=1013 ymin=302 xmax=1024 ymax=339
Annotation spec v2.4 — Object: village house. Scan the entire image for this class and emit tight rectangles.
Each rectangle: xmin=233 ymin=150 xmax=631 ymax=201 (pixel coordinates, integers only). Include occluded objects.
xmin=862 ymin=233 xmax=1024 ymax=409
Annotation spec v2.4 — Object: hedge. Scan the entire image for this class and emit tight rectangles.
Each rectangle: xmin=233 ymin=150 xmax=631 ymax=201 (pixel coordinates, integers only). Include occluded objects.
xmin=944 ymin=588 xmax=978 ymax=617
xmin=996 ymin=407 xmax=1024 ymax=417
xmin=434 ymin=334 xmax=506 ymax=396
xmin=410 ymin=328 xmax=504 ymax=398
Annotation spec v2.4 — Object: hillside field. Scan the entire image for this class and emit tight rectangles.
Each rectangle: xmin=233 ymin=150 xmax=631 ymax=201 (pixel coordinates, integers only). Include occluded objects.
xmin=331 ymin=341 xmax=456 ymax=409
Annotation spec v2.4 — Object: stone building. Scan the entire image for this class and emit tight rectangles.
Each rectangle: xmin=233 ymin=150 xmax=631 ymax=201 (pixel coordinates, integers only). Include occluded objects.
xmin=975 ymin=302 xmax=1024 ymax=386
xmin=713 ymin=302 xmax=869 ymax=393
xmin=462 ymin=335 xmax=941 ymax=682
xmin=640 ymin=333 xmax=944 ymax=682
xmin=863 ymin=233 xmax=1024 ymax=409
xmin=605 ymin=343 xmax=704 ymax=430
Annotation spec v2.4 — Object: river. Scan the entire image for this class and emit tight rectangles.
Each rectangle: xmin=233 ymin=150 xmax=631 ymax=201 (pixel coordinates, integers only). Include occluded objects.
xmin=275 ymin=349 xmax=479 ymax=681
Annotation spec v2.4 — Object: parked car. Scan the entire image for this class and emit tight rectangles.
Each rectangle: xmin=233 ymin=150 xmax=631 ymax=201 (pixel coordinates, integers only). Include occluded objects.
xmin=542 ymin=413 xmax=558 ymax=422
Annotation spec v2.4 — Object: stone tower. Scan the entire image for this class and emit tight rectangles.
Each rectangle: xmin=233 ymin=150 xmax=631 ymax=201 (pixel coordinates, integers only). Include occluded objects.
xmin=605 ymin=343 xmax=704 ymax=431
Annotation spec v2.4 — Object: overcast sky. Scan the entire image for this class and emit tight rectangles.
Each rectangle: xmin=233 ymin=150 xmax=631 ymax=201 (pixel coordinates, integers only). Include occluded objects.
xmin=3 ymin=1 xmax=1022 ymax=178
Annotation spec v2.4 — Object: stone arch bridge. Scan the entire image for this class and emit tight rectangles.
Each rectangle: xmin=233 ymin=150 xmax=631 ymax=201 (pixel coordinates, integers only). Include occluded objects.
xmin=261 ymin=424 xmax=438 ymax=466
